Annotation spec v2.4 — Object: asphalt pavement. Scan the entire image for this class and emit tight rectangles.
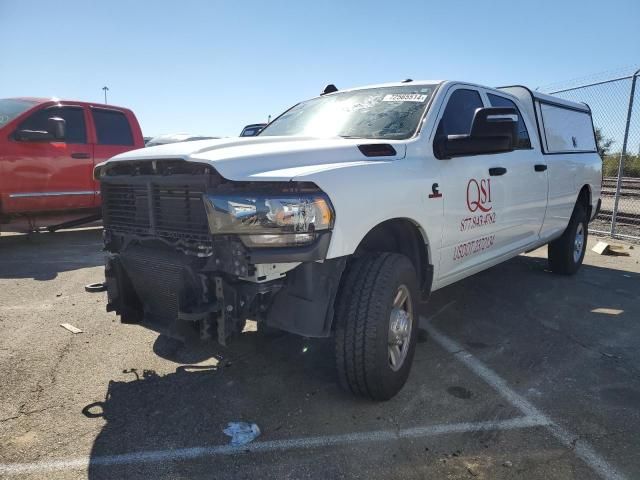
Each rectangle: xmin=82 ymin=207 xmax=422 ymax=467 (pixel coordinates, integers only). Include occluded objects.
xmin=0 ymin=228 xmax=638 ymax=479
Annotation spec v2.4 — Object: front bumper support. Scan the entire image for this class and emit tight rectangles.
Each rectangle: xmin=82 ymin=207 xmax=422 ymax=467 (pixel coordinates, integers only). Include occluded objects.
xmin=105 ymin=243 xmax=346 ymax=344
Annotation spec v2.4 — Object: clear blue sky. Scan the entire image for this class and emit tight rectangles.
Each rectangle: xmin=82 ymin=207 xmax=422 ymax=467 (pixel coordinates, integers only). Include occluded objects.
xmin=1 ymin=0 xmax=638 ymax=137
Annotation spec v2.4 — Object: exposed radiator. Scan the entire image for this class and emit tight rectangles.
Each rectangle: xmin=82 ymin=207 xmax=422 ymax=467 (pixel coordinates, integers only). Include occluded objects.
xmin=119 ymin=245 xmax=187 ymax=327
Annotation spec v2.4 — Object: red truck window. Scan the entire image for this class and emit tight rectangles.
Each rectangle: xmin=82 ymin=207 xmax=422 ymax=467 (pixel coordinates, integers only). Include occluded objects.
xmin=18 ymin=107 xmax=87 ymax=144
xmin=92 ymin=109 xmax=134 ymax=146
xmin=0 ymin=98 xmax=37 ymax=127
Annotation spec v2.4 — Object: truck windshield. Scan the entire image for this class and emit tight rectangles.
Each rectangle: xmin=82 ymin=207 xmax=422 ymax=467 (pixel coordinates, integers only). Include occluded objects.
xmin=260 ymin=85 xmax=437 ymax=140
xmin=0 ymin=99 xmax=37 ymax=128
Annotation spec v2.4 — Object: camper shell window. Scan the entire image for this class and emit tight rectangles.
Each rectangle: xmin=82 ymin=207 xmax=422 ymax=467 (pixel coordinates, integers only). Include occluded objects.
xmin=496 ymin=85 xmax=598 ymax=155
xmin=537 ymin=102 xmax=597 ymax=154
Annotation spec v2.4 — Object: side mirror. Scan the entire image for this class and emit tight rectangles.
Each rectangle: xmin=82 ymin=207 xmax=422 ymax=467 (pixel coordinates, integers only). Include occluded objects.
xmin=14 ymin=116 xmax=66 ymax=142
xmin=435 ymin=107 xmax=518 ymax=159
xmin=47 ymin=116 xmax=66 ymax=140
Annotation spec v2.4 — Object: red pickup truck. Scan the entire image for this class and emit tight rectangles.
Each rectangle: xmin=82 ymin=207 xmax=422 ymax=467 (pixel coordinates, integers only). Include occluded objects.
xmin=0 ymin=97 xmax=144 ymax=233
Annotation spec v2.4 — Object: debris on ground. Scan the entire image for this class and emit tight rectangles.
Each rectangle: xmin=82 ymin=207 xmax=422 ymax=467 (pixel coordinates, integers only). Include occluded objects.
xmin=60 ymin=323 xmax=83 ymax=334
xmin=223 ymin=422 xmax=261 ymax=446
xmin=591 ymin=307 xmax=623 ymax=315
xmin=466 ymin=466 xmax=479 ymax=476
xmin=608 ymin=244 xmax=631 ymax=256
xmin=592 ymin=241 xmax=631 ymax=256
xmin=85 ymin=282 xmax=107 ymax=293
xmin=592 ymin=241 xmax=611 ymax=255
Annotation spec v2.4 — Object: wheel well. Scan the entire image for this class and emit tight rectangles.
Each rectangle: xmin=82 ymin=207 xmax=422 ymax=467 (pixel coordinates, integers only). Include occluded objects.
xmin=578 ymin=185 xmax=592 ymax=218
xmin=354 ymin=219 xmax=432 ymax=294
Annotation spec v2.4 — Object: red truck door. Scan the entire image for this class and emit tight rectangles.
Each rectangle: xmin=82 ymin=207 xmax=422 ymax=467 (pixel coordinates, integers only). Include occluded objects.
xmin=3 ymin=105 xmax=95 ymax=214
xmin=89 ymin=107 xmax=140 ymax=207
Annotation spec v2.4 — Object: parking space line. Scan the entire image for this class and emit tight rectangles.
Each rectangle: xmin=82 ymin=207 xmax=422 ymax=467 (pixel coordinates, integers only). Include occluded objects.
xmin=422 ymin=311 xmax=627 ymax=480
xmin=0 ymin=417 xmax=545 ymax=475
xmin=0 ymin=306 xmax=625 ymax=478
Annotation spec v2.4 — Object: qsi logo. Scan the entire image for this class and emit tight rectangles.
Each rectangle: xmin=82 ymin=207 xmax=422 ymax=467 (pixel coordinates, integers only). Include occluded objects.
xmin=466 ymin=178 xmax=492 ymax=212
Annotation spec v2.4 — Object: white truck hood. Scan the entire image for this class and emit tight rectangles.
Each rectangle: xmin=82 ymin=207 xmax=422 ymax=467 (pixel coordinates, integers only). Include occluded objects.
xmin=101 ymin=136 xmax=407 ymax=181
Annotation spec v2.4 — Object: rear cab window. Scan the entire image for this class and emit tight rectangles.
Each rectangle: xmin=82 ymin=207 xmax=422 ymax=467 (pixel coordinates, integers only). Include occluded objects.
xmin=92 ymin=109 xmax=134 ymax=145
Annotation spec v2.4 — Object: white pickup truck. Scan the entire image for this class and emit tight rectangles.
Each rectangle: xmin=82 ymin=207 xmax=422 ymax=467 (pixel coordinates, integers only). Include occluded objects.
xmin=95 ymin=80 xmax=602 ymax=400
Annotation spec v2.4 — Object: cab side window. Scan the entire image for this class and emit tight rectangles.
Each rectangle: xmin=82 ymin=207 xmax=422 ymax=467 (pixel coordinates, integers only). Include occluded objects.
xmin=92 ymin=109 xmax=134 ymax=146
xmin=487 ymin=93 xmax=531 ymax=149
xmin=436 ymin=89 xmax=484 ymax=136
xmin=18 ymin=107 xmax=87 ymax=144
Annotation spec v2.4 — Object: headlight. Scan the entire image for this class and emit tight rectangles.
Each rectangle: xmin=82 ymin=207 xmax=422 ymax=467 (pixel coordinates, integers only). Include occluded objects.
xmin=203 ymin=193 xmax=334 ymax=247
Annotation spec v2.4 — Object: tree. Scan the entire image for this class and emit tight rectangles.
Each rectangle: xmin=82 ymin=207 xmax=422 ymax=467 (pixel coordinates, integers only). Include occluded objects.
xmin=594 ymin=127 xmax=615 ymax=158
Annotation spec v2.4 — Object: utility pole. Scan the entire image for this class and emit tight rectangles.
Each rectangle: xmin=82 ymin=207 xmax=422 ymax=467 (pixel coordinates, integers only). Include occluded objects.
xmin=102 ymin=86 xmax=109 ymax=104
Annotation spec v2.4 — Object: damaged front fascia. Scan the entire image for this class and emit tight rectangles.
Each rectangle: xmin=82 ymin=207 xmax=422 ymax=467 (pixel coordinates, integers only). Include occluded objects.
xmin=263 ymin=256 xmax=347 ymax=338
xmin=101 ymin=162 xmax=342 ymax=343
xmin=106 ymin=247 xmax=346 ymax=343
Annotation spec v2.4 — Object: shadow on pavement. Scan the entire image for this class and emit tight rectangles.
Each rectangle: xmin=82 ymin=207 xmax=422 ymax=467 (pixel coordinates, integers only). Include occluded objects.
xmin=0 ymin=228 xmax=104 ymax=280
xmin=83 ymin=252 xmax=640 ymax=479
xmin=84 ymin=332 xmax=345 ymax=479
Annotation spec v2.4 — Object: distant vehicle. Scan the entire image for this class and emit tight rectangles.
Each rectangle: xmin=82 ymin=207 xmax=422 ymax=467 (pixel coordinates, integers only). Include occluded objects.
xmin=0 ymin=97 xmax=144 ymax=234
xmin=145 ymin=133 xmax=218 ymax=147
xmin=239 ymin=123 xmax=266 ymax=137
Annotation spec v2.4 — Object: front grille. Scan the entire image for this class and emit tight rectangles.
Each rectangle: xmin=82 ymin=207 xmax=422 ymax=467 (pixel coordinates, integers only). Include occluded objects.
xmin=153 ymin=185 xmax=210 ymax=240
xmin=102 ymin=183 xmax=151 ymax=234
xmin=102 ymin=179 xmax=210 ymax=242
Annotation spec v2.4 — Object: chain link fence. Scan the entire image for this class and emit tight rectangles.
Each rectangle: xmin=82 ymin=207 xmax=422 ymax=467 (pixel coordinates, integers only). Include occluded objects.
xmin=541 ymin=67 xmax=640 ymax=241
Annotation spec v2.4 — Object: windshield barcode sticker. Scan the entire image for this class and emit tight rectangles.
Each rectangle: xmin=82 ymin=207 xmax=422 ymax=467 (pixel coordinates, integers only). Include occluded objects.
xmin=383 ymin=94 xmax=428 ymax=102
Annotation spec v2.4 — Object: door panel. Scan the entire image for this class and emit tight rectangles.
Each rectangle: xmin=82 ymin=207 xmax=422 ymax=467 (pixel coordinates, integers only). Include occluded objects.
xmin=439 ymin=160 xmax=507 ymax=280
xmin=493 ymin=149 xmax=548 ymax=248
xmin=540 ymin=156 xmax=577 ymax=238
xmin=484 ymin=92 xmax=548 ymax=248
xmin=434 ymin=88 xmax=507 ymax=281
xmin=3 ymin=106 xmax=95 ymax=214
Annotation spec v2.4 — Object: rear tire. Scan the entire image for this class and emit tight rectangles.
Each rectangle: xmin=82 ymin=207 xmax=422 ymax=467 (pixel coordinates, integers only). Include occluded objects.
xmin=334 ymin=253 xmax=419 ymax=401
xmin=548 ymin=201 xmax=588 ymax=275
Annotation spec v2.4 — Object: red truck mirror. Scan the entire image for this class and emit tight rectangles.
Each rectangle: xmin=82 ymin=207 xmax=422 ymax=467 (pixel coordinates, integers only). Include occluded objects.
xmin=47 ymin=116 xmax=66 ymax=140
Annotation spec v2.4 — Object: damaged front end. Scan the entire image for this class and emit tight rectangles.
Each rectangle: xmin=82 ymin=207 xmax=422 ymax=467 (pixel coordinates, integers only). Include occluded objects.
xmin=98 ymin=159 xmax=344 ymax=345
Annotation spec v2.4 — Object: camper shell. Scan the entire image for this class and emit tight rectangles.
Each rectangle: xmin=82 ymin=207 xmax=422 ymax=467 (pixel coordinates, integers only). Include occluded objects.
xmin=498 ymin=86 xmax=598 ymax=155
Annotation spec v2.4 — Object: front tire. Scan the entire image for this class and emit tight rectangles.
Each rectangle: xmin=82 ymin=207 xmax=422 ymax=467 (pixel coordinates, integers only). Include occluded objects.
xmin=548 ymin=202 xmax=588 ymax=275
xmin=334 ymin=253 xmax=419 ymax=400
